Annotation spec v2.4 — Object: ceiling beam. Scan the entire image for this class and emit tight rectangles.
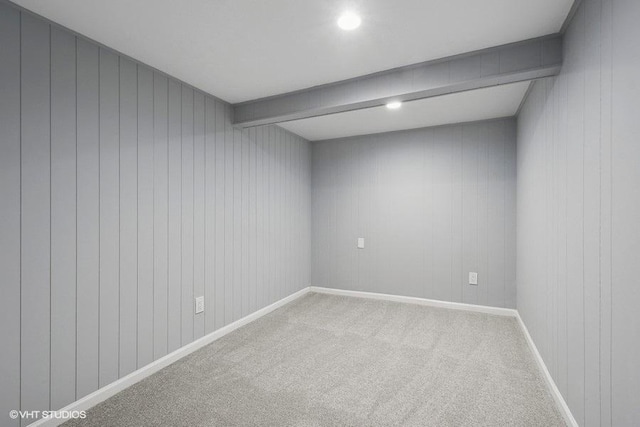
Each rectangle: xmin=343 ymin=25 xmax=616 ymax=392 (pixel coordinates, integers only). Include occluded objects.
xmin=233 ymin=35 xmax=562 ymax=128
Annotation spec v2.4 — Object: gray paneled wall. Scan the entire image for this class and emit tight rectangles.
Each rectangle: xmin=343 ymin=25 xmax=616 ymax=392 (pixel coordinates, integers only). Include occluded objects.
xmin=0 ymin=3 xmax=311 ymax=425
xmin=311 ymin=119 xmax=517 ymax=308
xmin=516 ymin=0 xmax=640 ymax=425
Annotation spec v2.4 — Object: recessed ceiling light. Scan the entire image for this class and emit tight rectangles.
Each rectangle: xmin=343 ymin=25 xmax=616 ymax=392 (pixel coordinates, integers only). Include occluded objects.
xmin=337 ymin=12 xmax=361 ymax=31
xmin=386 ymin=101 xmax=402 ymax=110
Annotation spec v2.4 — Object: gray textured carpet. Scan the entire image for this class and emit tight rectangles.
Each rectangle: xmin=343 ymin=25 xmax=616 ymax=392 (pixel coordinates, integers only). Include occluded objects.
xmin=64 ymin=293 xmax=565 ymax=426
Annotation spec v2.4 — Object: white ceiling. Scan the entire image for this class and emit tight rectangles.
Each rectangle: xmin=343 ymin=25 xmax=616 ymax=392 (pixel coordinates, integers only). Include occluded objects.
xmin=14 ymin=0 xmax=573 ymax=103
xmin=279 ymin=82 xmax=531 ymax=141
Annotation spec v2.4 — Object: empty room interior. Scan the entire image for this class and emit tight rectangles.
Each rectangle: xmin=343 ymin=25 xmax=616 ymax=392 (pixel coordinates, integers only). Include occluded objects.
xmin=1 ymin=0 xmax=639 ymax=426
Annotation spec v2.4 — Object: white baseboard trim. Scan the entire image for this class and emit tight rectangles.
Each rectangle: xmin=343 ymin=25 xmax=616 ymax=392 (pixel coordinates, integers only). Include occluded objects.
xmin=28 ymin=286 xmax=311 ymax=427
xmin=515 ymin=311 xmax=578 ymax=427
xmin=28 ymin=285 xmax=576 ymax=427
xmin=309 ymin=286 xmax=518 ymax=317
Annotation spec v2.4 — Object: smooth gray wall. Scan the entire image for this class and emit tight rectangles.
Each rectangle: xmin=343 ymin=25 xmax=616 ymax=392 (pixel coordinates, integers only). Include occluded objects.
xmin=0 ymin=3 xmax=311 ymax=425
xmin=311 ymin=119 xmax=517 ymax=308
xmin=516 ymin=0 xmax=640 ymax=425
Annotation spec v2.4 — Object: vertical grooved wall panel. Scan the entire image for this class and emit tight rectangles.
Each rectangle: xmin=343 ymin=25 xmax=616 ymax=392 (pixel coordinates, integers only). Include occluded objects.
xmin=249 ymin=128 xmax=257 ymax=314
xmin=233 ymin=128 xmax=242 ymax=320
xmin=98 ymin=48 xmax=120 ymax=388
xmin=193 ymin=91 xmax=206 ymax=340
xmin=50 ymin=25 xmax=77 ymax=411
xmin=224 ymin=106 xmax=234 ymax=325
xmin=1 ymin=3 xmax=311 ymax=422
xmin=582 ymin=2 xmax=602 ymax=424
xmin=137 ymin=66 xmax=154 ymax=368
xmin=118 ymin=58 xmax=138 ymax=377
xmin=214 ymin=101 xmax=226 ymax=331
xmin=256 ymin=127 xmax=264 ymax=309
xmin=20 ymin=14 xmax=51 ymax=420
xmin=204 ymin=96 xmax=216 ymax=335
xmin=598 ymin=0 xmax=613 ymax=423
xmin=241 ymin=129 xmax=249 ymax=317
xmin=75 ymin=37 xmax=100 ymax=400
xmin=0 ymin=4 xmax=21 ymax=426
xmin=152 ymin=72 xmax=168 ymax=361
xmin=180 ymin=86 xmax=194 ymax=346
xmin=166 ymin=79 xmax=182 ymax=353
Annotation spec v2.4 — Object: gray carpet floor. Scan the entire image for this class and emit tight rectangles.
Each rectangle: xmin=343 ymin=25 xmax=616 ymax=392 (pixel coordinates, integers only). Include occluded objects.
xmin=64 ymin=293 xmax=565 ymax=426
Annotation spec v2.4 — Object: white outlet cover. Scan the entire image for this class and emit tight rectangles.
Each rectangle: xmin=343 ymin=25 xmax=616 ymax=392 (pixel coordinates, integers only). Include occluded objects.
xmin=357 ymin=238 xmax=365 ymax=249
xmin=469 ymin=272 xmax=478 ymax=285
xmin=195 ymin=296 xmax=205 ymax=314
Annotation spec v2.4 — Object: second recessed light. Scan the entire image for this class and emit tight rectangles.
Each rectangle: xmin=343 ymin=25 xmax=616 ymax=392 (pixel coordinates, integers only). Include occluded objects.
xmin=337 ymin=12 xmax=361 ymax=30
xmin=386 ymin=101 xmax=402 ymax=110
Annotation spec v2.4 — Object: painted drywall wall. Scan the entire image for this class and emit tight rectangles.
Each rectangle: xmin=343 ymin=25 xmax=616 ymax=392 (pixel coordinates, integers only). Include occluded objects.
xmin=516 ymin=0 xmax=640 ymax=425
xmin=0 ymin=3 xmax=311 ymax=425
xmin=311 ymin=119 xmax=517 ymax=308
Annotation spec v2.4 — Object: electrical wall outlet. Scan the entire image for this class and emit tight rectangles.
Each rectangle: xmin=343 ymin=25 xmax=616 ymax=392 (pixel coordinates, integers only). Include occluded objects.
xmin=469 ymin=272 xmax=478 ymax=285
xmin=357 ymin=237 xmax=365 ymax=249
xmin=195 ymin=296 xmax=204 ymax=314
